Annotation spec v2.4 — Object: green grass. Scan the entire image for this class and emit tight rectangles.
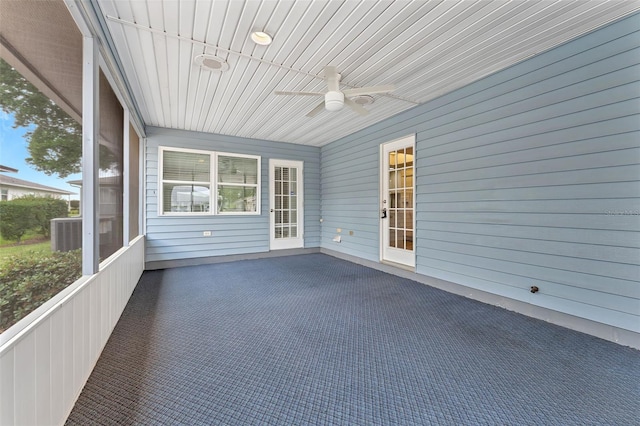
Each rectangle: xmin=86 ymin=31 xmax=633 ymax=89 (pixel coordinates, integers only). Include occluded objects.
xmin=0 ymin=229 xmax=43 ymax=246
xmin=0 ymin=229 xmax=51 ymax=268
xmin=0 ymin=241 xmax=51 ymax=268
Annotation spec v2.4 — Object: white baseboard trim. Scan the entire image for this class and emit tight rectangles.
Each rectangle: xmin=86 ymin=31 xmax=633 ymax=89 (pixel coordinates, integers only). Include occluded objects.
xmin=145 ymin=247 xmax=321 ymax=270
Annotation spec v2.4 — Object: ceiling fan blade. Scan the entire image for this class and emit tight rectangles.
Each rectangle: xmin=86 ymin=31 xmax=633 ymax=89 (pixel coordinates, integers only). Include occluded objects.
xmin=275 ymin=91 xmax=325 ymax=96
xmin=323 ymin=66 xmax=340 ymax=92
xmin=343 ymin=84 xmax=395 ymax=97
xmin=306 ymin=101 xmax=326 ymax=117
xmin=344 ymin=98 xmax=369 ymax=116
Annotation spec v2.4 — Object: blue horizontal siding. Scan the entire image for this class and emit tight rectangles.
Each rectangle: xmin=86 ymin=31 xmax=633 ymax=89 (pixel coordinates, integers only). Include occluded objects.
xmin=145 ymin=127 xmax=320 ymax=263
xmin=320 ymin=13 xmax=640 ymax=332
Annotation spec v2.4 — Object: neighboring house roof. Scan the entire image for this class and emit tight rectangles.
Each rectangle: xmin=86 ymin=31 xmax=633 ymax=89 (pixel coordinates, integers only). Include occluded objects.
xmin=0 ymin=165 xmax=19 ymax=173
xmin=0 ymin=174 xmax=73 ymax=195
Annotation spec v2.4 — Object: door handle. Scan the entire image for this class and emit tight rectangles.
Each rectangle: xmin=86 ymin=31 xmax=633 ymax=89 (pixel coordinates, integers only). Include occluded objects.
xmin=381 ymin=208 xmax=387 ymax=219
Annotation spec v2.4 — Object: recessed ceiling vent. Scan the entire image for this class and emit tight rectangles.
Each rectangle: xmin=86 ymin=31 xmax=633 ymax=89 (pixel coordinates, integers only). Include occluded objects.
xmin=194 ymin=54 xmax=229 ymax=72
xmin=351 ymin=95 xmax=374 ymax=106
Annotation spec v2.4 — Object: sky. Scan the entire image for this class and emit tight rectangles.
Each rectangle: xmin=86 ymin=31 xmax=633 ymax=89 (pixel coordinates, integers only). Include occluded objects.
xmin=0 ymin=111 xmax=81 ymax=200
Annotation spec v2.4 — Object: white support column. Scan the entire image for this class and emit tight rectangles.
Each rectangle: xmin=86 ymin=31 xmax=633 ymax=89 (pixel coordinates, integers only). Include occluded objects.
xmin=82 ymin=36 xmax=100 ymax=275
xmin=140 ymin=137 xmax=146 ymax=238
xmin=123 ymin=109 xmax=130 ymax=247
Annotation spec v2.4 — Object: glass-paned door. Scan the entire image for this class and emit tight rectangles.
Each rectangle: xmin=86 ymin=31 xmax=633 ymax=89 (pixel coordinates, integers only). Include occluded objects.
xmin=381 ymin=136 xmax=415 ymax=268
xmin=270 ymin=159 xmax=304 ymax=250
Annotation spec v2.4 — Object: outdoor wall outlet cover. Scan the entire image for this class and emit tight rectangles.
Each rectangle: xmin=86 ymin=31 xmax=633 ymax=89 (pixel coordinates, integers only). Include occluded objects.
xmin=337 ymin=228 xmax=342 ymax=233
xmin=203 ymin=231 xmax=212 ymax=237
xmin=333 ymin=235 xmax=341 ymax=243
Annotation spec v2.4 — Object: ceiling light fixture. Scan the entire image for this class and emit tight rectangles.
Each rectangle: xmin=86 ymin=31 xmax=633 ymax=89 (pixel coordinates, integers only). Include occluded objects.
xmin=194 ymin=54 xmax=229 ymax=72
xmin=250 ymin=31 xmax=272 ymax=46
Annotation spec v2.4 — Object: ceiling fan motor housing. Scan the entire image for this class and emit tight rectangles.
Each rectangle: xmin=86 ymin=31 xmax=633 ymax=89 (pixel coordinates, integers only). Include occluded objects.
xmin=325 ymin=91 xmax=345 ymax=111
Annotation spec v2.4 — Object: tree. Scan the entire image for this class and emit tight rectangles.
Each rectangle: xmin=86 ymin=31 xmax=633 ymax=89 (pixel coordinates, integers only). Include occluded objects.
xmin=0 ymin=58 xmax=83 ymax=178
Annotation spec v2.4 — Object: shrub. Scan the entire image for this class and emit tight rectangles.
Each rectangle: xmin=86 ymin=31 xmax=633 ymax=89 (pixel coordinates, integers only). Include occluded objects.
xmin=0 ymin=249 xmax=81 ymax=332
xmin=15 ymin=195 xmax=69 ymax=238
xmin=0 ymin=196 xmax=68 ymax=242
xmin=0 ymin=201 xmax=34 ymax=243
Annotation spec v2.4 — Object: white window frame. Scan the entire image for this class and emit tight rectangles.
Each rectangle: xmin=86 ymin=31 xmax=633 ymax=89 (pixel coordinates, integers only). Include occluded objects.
xmin=159 ymin=146 xmax=213 ymax=217
xmin=216 ymin=151 xmax=261 ymax=216
xmin=158 ymin=146 xmax=261 ymax=216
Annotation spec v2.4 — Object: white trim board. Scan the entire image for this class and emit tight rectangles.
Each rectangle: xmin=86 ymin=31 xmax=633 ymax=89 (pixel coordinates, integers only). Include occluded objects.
xmin=145 ymin=247 xmax=321 ymax=270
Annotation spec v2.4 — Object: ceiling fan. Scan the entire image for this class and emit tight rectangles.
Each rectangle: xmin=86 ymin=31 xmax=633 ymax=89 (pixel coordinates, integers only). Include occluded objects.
xmin=274 ymin=66 xmax=395 ymax=117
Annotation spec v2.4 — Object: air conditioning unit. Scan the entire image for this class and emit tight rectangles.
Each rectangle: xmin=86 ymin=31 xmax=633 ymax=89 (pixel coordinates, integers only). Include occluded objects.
xmin=51 ymin=217 xmax=82 ymax=252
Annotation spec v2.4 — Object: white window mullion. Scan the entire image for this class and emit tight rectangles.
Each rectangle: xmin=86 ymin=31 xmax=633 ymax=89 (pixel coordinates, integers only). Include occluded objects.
xmin=213 ymin=152 xmax=218 ymax=216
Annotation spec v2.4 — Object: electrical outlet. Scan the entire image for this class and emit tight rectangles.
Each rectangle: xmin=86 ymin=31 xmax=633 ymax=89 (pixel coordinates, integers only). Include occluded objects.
xmin=203 ymin=231 xmax=212 ymax=237
xmin=337 ymin=228 xmax=342 ymax=233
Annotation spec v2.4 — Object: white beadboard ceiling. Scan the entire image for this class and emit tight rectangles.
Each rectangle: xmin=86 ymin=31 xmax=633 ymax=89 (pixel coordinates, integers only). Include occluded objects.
xmin=96 ymin=0 xmax=639 ymax=147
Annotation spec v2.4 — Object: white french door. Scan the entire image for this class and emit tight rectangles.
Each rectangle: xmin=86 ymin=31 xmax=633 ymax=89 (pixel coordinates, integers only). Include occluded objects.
xmin=269 ymin=159 xmax=304 ymax=250
xmin=381 ymin=135 xmax=415 ymax=268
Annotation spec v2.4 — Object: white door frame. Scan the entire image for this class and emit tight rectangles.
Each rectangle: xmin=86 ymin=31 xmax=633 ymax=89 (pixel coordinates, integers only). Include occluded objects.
xmin=380 ymin=135 xmax=416 ymax=268
xmin=269 ymin=159 xmax=304 ymax=250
